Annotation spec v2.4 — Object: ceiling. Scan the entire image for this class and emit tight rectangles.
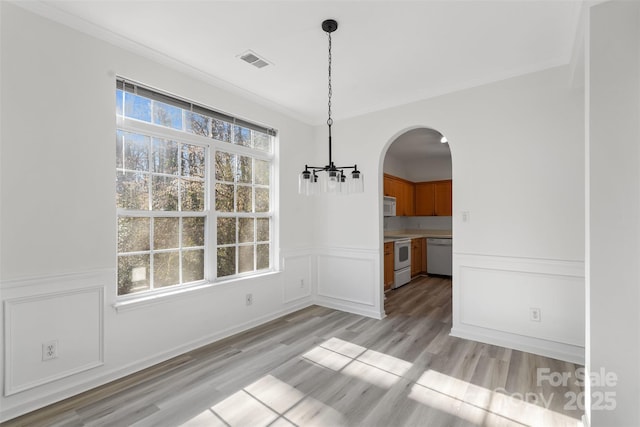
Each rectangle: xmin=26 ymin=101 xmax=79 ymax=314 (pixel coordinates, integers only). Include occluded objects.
xmin=20 ymin=1 xmax=584 ymax=126
xmin=387 ymin=128 xmax=451 ymax=164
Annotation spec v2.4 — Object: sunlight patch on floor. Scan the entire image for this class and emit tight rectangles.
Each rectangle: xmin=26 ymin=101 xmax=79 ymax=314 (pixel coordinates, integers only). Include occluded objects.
xmin=245 ymin=374 xmax=306 ymax=414
xmin=359 ymin=348 xmax=413 ymax=377
xmin=210 ymin=389 xmax=279 ymax=426
xmin=179 ymin=374 xmax=346 ymax=427
xmin=320 ymin=336 xmax=367 ymax=359
xmin=410 ymin=370 xmax=583 ymax=427
xmin=181 ymin=338 xmax=581 ymax=427
xmin=179 ymin=409 xmax=226 ymax=427
xmin=283 ymin=394 xmax=347 ymax=427
xmin=302 ymin=345 xmax=353 ymax=371
xmin=341 ymin=359 xmax=399 ymax=388
xmin=302 ymin=337 xmax=413 ymax=388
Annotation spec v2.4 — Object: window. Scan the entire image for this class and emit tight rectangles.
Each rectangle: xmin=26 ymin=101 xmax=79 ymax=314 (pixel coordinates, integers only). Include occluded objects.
xmin=116 ymin=79 xmax=275 ymax=297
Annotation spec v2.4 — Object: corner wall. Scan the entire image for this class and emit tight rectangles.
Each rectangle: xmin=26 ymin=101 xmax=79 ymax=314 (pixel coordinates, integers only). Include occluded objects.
xmin=0 ymin=3 xmax=316 ymax=421
xmin=313 ymin=65 xmax=586 ymax=363
xmin=587 ymin=1 xmax=640 ymax=425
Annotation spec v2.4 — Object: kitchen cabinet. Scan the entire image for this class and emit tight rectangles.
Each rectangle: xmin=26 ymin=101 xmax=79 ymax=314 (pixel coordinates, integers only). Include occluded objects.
xmin=383 ymin=175 xmax=398 ymax=197
xmin=384 ymin=174 xmax=415 ymax=216
xmin=415 ymin=182 xmax=435 ymax=216
xmin=411 ymin=238 xmax=426 ymax=277
xmin=421 ymin=238 xmax=427 ymax=273
xmin=384 ymin=174 xmax=450 ymax=217
xmin=434 ymin=180 xmax=452 ymax=216
xmin=384 ymin=242 xmax=394 ymax=291
xmin=401 ymin=181 xmax=415 ymax=216
xmin=415 ymin=179 xmax=452 ymax=216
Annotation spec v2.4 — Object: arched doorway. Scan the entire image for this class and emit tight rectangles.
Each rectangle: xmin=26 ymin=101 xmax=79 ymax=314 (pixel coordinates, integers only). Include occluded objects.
xmin=379 ymin=127 xmax=452 ymax=314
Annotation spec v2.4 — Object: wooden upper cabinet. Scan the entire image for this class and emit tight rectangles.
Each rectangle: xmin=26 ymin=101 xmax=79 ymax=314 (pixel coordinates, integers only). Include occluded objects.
xmin=415 ymin=182 xmax=435 ymax=216
xmin=403 ymin=181 xmax=415 ymax=216
xmin=383 ymin=176 xmax=397 ymax=197
xmin=384 ymin=174 xmax=449 ymax=217
xmin=383 ymin=174 xmax=415 ymax=216
xmin=434 ymin=180 xmax=452 ymax=216
xmin=415 ymin=179 xmax=452 ymax=216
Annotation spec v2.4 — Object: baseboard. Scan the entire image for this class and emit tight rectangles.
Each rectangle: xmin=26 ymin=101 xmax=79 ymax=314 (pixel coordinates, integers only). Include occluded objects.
xmin=451 ymin=324 xmax=585 ymax=365
xmin=0 ymin=299 xmax=313 ymax=423
xmin=453 ymin=253 xmax=585 ymax=365
xmin=315 ymin=296 xmax=384 ymax=320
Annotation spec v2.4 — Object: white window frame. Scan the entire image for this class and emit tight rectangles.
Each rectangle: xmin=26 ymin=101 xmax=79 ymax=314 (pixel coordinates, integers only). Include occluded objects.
xmin=214 ymin=148 xmax=273 ymax=279
xmin=115 ymin=79 xmax=276 ymax=302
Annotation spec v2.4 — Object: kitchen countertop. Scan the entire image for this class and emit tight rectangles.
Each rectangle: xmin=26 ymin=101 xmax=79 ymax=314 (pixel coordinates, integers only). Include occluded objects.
xmin=383 ymin=229 xmax=452 ymax=243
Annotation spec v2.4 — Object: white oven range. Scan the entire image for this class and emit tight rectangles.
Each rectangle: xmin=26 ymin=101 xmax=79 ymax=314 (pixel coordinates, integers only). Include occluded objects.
xmin=393 ymin=239 xmax=411 ymax=289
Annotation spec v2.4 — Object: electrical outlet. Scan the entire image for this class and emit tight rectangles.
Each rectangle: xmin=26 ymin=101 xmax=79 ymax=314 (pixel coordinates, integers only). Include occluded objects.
xmin=246 ymin=293 xmax=253 ymax=306
xmin=42 ymin=340 xmax=58 ymax=361
xmin=530 ymin=308 xmax=541 ymax=322
xmin=300 ymin=279 xmax=304 ymax=288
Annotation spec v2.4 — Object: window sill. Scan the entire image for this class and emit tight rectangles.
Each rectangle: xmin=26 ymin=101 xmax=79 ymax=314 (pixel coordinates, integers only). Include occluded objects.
xmin=112 ymin=270 xmax=281 ymax=313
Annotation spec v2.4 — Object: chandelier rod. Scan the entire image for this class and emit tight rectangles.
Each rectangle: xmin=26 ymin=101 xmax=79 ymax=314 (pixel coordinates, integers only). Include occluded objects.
xmin=326 ymin=20 xmax=335 ymax=169
xmin=298 ymin=19 xmax=364 ymax=195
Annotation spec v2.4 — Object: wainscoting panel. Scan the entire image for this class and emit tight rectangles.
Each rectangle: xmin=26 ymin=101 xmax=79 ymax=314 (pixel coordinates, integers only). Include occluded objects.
xmin=4 ymin=286 xmax=104 ymax=395
xmin=315 ymin=247 xmax=383 ymax=319
xmin=281 ymin=249 xmax=313 ymax=304
xmin=452 ymin=253 xmax=585 ymax=364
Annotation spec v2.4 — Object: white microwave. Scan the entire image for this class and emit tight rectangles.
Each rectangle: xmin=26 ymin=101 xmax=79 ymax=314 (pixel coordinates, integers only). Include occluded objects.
xmin=383 ymin=196 xmax=396 ymax=216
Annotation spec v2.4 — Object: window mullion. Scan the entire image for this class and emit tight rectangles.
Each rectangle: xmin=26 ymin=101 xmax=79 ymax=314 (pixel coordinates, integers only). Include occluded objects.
xmin=178 ymin=217 xmax=183 ymax=285
xmin=252 ymin=159 xmax=257 ymax=272
xmin=117 ymin=78 xmax=274 ymax=294
xmin=147 ymin=138 xmax=153 ymax=211
xmin=149 ymin=217 xmax=155 ymax=291
xmin=234 ymin=155 xmax=239 ymax=275
xmin=177 ymin=142 xmax=183 ymax=212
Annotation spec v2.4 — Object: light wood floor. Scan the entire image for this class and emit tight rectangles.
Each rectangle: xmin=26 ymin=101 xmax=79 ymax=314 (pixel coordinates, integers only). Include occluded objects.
xmin=2 ymin=276 xmax=584 ymax=426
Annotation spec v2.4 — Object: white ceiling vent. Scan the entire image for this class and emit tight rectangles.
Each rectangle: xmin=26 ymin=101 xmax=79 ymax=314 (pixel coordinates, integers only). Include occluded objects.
xmin=239 ymin=50 xmax=270 ymax=69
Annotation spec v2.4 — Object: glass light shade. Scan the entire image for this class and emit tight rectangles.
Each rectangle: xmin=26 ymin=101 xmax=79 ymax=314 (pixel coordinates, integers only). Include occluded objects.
xmin=300 ymin=169 xmax=357 ymax=194
xmin=322 ymin=170 xmax=343 ymax=194
xmin=298 ymin=171 xmax=313 ymax=196
xmin=347 ymin=171 xmax=364 ymax=193
xmin=338 ymin=173 xmax=347 ymax=195
xmin=327 ymin=173 xmax=339 ymax=191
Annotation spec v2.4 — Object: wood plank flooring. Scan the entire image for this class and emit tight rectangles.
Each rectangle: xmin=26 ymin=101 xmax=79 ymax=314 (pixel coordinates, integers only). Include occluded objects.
xmin=2 ymin=276 xmax=584 ymax=426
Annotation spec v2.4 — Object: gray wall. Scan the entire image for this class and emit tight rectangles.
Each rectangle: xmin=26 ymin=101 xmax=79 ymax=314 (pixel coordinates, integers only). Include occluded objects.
xmin=587 ymin=1 xmax=640 ymax=425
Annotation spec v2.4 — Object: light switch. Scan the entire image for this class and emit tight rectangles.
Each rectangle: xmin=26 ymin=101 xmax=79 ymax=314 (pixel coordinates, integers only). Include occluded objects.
xmin=461 ymin=211 xmax=470 ymax=222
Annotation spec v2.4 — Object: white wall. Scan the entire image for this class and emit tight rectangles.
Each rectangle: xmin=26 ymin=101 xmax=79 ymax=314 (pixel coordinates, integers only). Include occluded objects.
xmin=587 ymin=1 xmax=640 ymax=425
xmin=383 ymin=152 xmax=413 ymax=181
xmin=313 ymin=65 xmax=586 ymax=362
xmin=0 ymin=3 xmax=317 ymax=420
xmin=0 ymin=1 xmax=591 ymax=420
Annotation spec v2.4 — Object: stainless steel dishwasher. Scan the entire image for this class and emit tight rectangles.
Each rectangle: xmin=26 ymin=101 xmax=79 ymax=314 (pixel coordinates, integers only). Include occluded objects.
xmin=427 ymin=238 xmax=452 ymax=276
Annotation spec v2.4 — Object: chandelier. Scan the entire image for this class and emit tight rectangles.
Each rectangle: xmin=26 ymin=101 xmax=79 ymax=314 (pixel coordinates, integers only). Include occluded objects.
xmin=298 ymin=19 xmax=364 ymax=195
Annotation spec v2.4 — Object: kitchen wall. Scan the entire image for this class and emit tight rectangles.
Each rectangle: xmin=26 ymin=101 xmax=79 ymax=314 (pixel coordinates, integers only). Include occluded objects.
xmin=382 ymin=143 xmax=453 ymax=233
xmin=383 ymin=152 xmax=452 ymax=182
xmin=0 ymin=3 xmax=316 ymax=420
xmin=384 ymin=216 xmax=452 ymax=232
